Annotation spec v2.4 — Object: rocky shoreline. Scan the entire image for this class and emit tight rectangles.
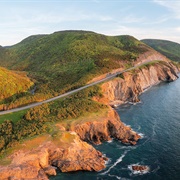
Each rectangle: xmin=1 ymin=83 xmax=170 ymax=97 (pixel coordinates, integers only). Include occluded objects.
xmin=97 ymin=61 xmax=179 ymax=106
xmin=0 ymin=61 xmax=179 ymax=180
xmin=71 ymin=108 xmax=140 ymax=145
xmin=0 ymin=107 xmax=141 ymax=180
xmin=0 ymin=132 xmax=107 ymax=179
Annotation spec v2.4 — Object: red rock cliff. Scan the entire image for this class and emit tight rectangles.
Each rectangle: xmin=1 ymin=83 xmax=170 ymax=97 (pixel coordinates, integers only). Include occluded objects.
xmin=98 ymin=62 xmax=179 ymax=106
xmin=0 ymin=132 xmax=107 ymax=180
xmin=71 ymin=108 xmax=140 ymax=145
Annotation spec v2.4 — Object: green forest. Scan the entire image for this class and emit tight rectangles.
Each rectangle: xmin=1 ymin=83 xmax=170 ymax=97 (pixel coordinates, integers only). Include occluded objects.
xmin=0 ymin=85 xmax=107 ymax=155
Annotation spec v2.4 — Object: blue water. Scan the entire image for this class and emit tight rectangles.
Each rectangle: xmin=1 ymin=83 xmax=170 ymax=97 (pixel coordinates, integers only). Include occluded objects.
xmin=50 ymin=78 xmax=180 ymax=180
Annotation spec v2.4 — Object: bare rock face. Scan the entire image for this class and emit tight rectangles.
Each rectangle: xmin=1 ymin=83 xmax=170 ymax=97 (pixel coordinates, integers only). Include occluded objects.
xmin=99 ymin=62 xmax=179 ymax=105
xmin=135 ymin=50 xmax=170 ymax=65
xmin=49 ymin=132 xmax=106 ymax=172
xmin=0 ymin=132 xmax=106 ymax=179
xmin=71 ymin=108 xmax=141 ymax=145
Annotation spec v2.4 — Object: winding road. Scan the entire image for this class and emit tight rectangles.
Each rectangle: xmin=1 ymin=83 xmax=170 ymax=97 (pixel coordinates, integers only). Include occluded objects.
xmin=0 ymin=60 xmax=160 ymax=115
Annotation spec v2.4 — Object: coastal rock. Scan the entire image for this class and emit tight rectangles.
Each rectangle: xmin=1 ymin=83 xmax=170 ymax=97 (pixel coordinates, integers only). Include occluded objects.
xmin=98 ymin=62 xmax=179 ymax=105
xmin=132 ymin=165 xmax=149 ymax=172
xmin=0 ymin=132 xmax=106 ymax=179
xmin=50 ymin=132 xmax=106 ymax=172
xmin=0 ymin=165 xmax=48 ymax=180
xmin=131 ymin=165 xmax=150 ymax=175
xmin=71 ymin=108 xmax=141 ymax=145
xmin=43 ymin=166 xmax=57 ymax=176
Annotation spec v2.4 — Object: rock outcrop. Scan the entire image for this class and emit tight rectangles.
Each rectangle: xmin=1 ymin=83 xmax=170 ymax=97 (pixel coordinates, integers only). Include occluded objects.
xmin=71 ymin=108 xmax=141 ymax=145
xmin=49 ymin=132 xmax=107 ymax=172
xmin=0 ymin=132 xmax=107 ymax=180
xmin=98 ymin=62 xmax=179 ymax=106
xmin=132 ymin=165 xmax=149 ymax=172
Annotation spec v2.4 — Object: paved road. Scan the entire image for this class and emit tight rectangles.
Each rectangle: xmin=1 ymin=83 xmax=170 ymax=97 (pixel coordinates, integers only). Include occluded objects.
xmin=0 ymin=60 xmax=159 ymax=115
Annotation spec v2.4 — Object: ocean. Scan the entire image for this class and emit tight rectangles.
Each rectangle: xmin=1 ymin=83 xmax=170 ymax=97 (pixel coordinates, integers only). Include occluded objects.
xmin=50 ymin=78 xmax=180 ymax=180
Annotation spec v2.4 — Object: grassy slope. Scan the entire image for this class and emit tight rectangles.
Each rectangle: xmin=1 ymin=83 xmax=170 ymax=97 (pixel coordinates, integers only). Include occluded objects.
xmin=0 ymin=67 xmax=33 ymax=101
xmin=141 ymin=39 xmax=180 ymax=62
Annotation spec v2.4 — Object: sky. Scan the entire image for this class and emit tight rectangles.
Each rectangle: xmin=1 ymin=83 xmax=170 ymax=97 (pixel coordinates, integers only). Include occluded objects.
xmin=0 ymin=0 xmax=180 ymax=46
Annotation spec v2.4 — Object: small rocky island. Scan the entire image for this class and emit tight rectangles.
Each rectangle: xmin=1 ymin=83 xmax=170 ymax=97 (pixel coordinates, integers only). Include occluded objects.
xmin=132 ymin=165 xmax=150 ymax=172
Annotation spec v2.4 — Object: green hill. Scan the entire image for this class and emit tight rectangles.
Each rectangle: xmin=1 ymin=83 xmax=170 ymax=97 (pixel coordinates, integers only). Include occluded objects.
xmin=141 ymin=39 xmax=180 ymax=62
xmin=0 ymin=31 xmax=150 ymax=93
xmin=0 ymin=30 xmax=153 ymax=109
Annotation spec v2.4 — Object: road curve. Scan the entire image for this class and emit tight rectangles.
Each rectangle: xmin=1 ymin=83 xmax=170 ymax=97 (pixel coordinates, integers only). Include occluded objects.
xmin=0 ymin=60 xmax=160 ymax=115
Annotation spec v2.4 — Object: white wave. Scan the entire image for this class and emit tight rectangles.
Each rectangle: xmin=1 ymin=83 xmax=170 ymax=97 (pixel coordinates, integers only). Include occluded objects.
xmin=152 ymin=120 xmax=157 ymax=138
xmin=138 ymin=133 xmax=145 ymax=138
xmin=128 ymin=101 xmax=142 ymax=105
xmin=117 ymin=144 xmax=137 ymax=150
xmin=128 ymin=102 xmax=134 ymax=105
xmin=108 ymin=174 xmax=121 ymax=179
xmin=104 ymin=157 xmax=111 ymax=165
xmin=123 ymin=123 xmax=144 ymax=140
xmin=107 ymin=139 xmax=114 ymax=143
xmin=100 ymin=150 xmax=129 ymax=175
xmin=136 ymin=125 xmax=141 ymax=131
xmin=108 ymin=174 xmax=131 ymax=180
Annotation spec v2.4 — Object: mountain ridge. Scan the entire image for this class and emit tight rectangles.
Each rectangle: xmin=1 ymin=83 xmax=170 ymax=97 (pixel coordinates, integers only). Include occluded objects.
xmin=141 ymin=39 xmax=180 ymax=62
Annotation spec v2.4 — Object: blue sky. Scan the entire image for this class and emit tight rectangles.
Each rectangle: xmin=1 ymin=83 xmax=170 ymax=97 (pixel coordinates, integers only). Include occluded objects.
xmin=0 ymin=0 xmax=180 ymax=46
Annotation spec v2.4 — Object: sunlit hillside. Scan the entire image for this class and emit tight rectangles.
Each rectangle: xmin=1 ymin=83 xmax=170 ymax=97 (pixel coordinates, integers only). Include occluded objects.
xmin=0 ymin=67 xmax=33 ymax=100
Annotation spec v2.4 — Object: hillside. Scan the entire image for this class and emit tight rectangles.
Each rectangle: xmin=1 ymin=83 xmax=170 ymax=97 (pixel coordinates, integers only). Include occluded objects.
xmin=0 ymin=31 xmax=155 ymax=108
xmin=0 ymin=67 xmax=34 ymax=101
xmin=141 ymin=39 xmax=180 ymax=62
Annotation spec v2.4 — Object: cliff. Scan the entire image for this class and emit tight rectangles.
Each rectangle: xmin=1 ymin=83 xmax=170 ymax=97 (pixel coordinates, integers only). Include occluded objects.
xmin=0 ymin=132 xmax=107 ymax=180
xmin=97 ymin=62 xmax=179 ymax=106
xmin=71 ymin=108 xmax=140 ymax=145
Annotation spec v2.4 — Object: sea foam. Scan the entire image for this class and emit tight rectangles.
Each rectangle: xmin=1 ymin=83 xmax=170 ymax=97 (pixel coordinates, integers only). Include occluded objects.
xmin=100 ymin=150 xmax=129 ymax=175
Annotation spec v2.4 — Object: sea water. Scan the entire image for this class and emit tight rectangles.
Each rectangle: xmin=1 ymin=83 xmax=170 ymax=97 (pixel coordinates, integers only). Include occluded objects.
xmin=50 ymin=78 xmax=180 ymax=180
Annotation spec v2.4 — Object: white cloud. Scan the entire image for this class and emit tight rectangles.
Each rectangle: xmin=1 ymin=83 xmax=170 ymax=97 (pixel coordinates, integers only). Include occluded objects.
xmin=144 ymin=15 xmax=170 ymax=25
xmin=121 ymin=15 xmax=145 ymax=23
xmin=101 ymin=25 xmax=180 ymax=44
xmin=153 ymin=0 xmax=180 ymax=19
